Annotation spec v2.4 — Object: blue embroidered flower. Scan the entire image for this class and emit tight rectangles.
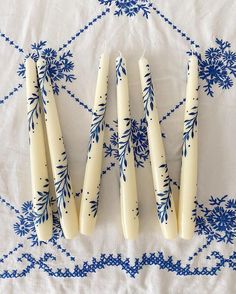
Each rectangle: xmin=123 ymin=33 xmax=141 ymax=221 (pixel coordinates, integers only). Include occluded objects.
xmin=195 ymin=195 xmax=236 ymax=244
xmin=41 ymin=48 xmax=57 ymax=60
xmin=207 ymin=206 xmax=236 ymax=232
xmin=13 ymin=201 xmax=63 ymax=246
xmin=13 ymin=216 xmax=30 ymax=237
xmin=98 ymin=0 xmax=151 ymax=18
xmin=195 ymin=38 xmax=236 ymax=97
xmin=205 ymin=48 xmax=221 ymax=60
xmin=17 ymin=41 xmax=75 ymax=95
xmin=21 ymin=201 xmax=33 ymax=214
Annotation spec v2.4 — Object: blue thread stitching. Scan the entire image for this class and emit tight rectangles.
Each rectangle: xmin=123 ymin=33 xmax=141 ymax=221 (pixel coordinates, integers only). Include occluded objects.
xmin=151 ymin=5 xmax=200 ymax=49
xmin=0 ymin=84 xmax=23 ymax=105
xmin=58 ymin=8 xmax=110 ymax=52
xmin=0 ymin=195 xmax=20 ymax=214
xmin=0 ymin=31 xmax=25 ymax=54
xmin=159 ymin=98 xmax=186 ymax=124
xmin=1 ymin=250 xmax=235 ymax=279
xmin=51 ymin=241 xmax=75 ymax=261
xmin=0 ymin=243 xmax=23 ymax=263
xmin=61 ymin=85 xmax=93 ymax=113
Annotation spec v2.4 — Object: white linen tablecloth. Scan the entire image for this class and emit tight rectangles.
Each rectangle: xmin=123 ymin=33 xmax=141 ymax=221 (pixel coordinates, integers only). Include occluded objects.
xmin=0 ymin=0 xmax=236 ymax=292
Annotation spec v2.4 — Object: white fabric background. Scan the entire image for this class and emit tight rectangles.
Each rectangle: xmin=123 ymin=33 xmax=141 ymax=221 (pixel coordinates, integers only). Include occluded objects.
xmin=0 ymin=0 xmax=236 ymax=293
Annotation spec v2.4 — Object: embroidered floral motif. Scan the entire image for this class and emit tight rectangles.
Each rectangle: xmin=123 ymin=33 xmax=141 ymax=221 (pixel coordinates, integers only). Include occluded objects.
xmin=195 ymin=195 xmax=236 ymax=244
xmin=13 ymin=201 xmax=63 ymax=247
xmin=98 ymin=0 xmax=151 ymax=18
xmin=194 ymin=38 xmax=236 ymax=97
xmin=18 ymin=41 xmax=75 ymax=95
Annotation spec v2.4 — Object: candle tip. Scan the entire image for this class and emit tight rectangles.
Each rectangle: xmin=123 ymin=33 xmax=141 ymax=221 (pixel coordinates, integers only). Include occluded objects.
xmin=141 ymin=46 xmax=147 ymax=59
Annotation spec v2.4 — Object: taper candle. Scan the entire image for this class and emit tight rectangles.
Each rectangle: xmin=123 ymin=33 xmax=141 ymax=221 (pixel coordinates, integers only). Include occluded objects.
xmin=178 ymin=54 xmax=199 ymax=239
xmin=80 ymin=53 xmax=109 ymax=235
xmin=116 ymin=55 xmax=139 ymax=240
xmin=25 ymin=57 xmax=53 ymax=241
xmin=139 ymin=57 xmax=178 ymax=239
xmin=37 ymin=58 xmax=79 ymax=239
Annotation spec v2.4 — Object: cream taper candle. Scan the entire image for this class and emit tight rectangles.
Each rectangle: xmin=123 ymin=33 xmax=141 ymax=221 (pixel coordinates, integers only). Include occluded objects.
xmin=37 ymin=58 xmax=79 ymax=239
xmin=139 ymin=57 xmax=178 ymax=239
xmin=116 ymin=55 xmax=139 ymax=240
xmin=80 ymin=53 xmax=109 ymax=235
xmin=178 ymin=54 xmax=199 ymax=239
xmin=26 ymin=57 xmax=53 ymax=241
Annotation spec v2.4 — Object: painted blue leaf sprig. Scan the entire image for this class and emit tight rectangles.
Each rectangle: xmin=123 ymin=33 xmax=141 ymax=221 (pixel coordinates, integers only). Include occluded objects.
xmin=156 ymin=164 xmax=172 ymax=223
xmin=37 ymin=60 xmax=49 ymax=102
xmin=103 ymin=118 xmax=149 ymax=168
xmin=34 ymin=179 xmax=51 ymax=226
xmin=119 ymin=117 xmax=132 ymax=182
xmin=143 ymin=70 xmax=154 ymax=117
xmin=182 ymin=105 xmax=198 ymax=157
xmin=116 ymin=57 xmax=126 ymax=84
xmin=27 ymin=86 xmax=40 ymax=133
xmin=54 ymin=152 xmax=72 ymax=218
xmin=89 ymin=186 xmax=100 ymax=218
xmin=88 ymin=101 xmax=107 ymax=152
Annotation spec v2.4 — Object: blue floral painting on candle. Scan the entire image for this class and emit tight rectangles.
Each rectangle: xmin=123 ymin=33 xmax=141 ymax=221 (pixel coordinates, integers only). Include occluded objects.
xmin=18 ymin=41 xmax=75 ymax=95
xmin=104 ymin=118 xmax=149 ymax=168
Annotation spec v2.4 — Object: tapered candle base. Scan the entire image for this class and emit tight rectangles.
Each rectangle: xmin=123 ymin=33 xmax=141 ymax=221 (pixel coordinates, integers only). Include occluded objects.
xmin=36 ymin=223 xmax=53 ymax=241
xmin=80 ymin=220 xmax=95 ymax=236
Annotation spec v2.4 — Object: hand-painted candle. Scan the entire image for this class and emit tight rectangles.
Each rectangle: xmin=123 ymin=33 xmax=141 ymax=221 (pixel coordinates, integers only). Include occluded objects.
xmin=36 ymin=58 xmax=79 ymax=239
xmin=139 ymin=57 xmax=178 ymax=239
xmin=116 ymin=55 xmax=139 ymax=240
xmin=80 ymin=54 xmax=109 ymax=235
xmin=25 ymin=58 xmax=53 ymax=241
xmin=178 ymin=55 xmax=199 ymax=239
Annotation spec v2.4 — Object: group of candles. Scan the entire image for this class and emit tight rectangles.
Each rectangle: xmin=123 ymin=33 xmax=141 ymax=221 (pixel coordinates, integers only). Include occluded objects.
xmin=25 ymin=51 xmax=198 ymax=242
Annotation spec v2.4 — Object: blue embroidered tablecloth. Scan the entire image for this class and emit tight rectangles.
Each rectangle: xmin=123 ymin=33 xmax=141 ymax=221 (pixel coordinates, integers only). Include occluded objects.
xmin=0 ymin=0 xmax=235 ymax=292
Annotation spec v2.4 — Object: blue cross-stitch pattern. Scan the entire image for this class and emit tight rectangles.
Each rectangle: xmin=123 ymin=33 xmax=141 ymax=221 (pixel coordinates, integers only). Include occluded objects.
xmin=1 ymin=1 xmax=236 ymax=280
xmin=5 ymin=194 xmax=235 ymax=278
